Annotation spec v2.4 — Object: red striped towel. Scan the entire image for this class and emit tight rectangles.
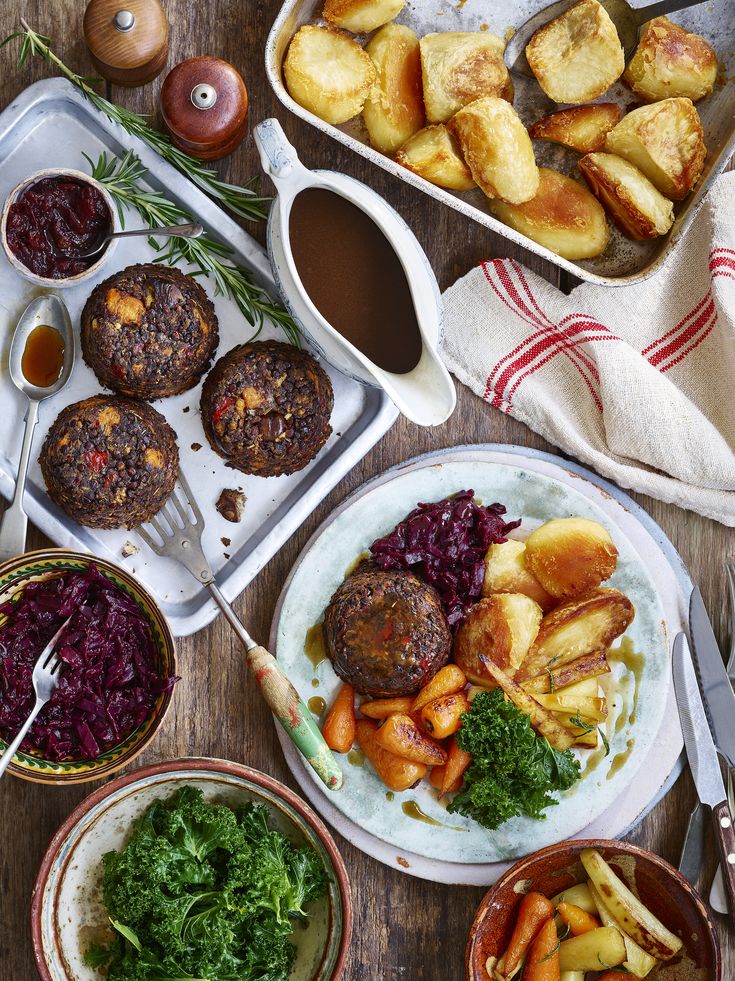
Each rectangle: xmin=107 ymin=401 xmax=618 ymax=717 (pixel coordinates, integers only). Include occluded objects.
xmin=441 ymin=174 xmax=735 ymax=526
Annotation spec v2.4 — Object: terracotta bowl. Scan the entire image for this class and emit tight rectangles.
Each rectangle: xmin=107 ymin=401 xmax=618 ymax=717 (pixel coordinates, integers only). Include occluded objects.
xmin=466 ymin=838 xmax=720 ymax=980
xmin=0 ymin=549 xmax=176 ymax=784
xmin=31 ymin=758 xmax=352 ymax=981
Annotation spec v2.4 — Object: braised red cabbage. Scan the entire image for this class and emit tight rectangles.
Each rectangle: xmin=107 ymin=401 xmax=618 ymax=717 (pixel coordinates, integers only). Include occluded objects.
xmin=0 ymin=565 xmax=176 ymax=761
xmin=369 ymin=490 xmax=520 ymax=629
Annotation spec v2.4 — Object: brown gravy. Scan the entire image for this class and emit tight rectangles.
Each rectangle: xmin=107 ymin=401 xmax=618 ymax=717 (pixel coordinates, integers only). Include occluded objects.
xmin=289 ymin=188 xmax=422 ymax=375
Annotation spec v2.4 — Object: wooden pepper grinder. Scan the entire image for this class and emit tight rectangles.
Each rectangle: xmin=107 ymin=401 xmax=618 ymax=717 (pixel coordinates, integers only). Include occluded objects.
xmin=159 ymin=56 xmax=249 ymax=160
xmin=84 ymin=0 xmax=169 ymax=86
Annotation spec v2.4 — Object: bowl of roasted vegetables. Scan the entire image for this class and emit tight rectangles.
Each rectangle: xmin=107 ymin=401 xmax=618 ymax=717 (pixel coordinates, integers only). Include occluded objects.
xmin=31 ymin=758 xmax=351 ymax=981
xmin=466 ymin=840 xmax=719 ymax=980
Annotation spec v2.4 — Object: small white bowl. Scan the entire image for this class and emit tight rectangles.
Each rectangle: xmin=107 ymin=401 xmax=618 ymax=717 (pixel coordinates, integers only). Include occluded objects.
xmin=1 ymin=167 xmax=118 ymax=288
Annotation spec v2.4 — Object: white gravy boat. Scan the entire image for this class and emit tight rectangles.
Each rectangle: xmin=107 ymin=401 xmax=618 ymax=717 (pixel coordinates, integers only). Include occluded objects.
xmin=254 ymin=118 xmax=456 ymax=427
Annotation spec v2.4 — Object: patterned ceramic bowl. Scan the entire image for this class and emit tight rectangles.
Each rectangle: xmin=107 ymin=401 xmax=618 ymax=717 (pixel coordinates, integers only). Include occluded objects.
xmin=0 ymin=549 xmax=176 ymax=784
xmin=31 ymin=758 xmax=352 ymax=981
xmin=466 ymin=838 xmax=720 ymax=980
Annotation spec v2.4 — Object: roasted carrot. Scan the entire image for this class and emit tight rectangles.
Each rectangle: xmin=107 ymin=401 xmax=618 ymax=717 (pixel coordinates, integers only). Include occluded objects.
xmin=497 ymin=891 xmax=555 ymax=977
xmin=523 ymin=917 xmax=560 ymax=981
xmin=360 ymin=696 xmax=414 ymax=720
xmin=355 ymin=719 xmax=427 ymax=792
xmin=420 ymin=692 xmax=470 ymax=738
xmin=440 ymin=737 xmax=472 ymax=797
xmin=557 ymin=901 xmax=600 ymax=936
xmin=411 ymin=664 xmax=467 ymax=713
xmin=322 ymin=683 xmax=356 ymax=753
xmin=374 ymin=714 xmax=447 ymax=765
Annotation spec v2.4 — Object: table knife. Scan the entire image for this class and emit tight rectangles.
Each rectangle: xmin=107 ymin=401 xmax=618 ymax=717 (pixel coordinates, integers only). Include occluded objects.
xmin=689 ymin=587 xmax=735 ymax=769
xmin=678 ymin=800 xmax=706 ymax=886
xmin=672 ymin=632 xmax=735 ymax=926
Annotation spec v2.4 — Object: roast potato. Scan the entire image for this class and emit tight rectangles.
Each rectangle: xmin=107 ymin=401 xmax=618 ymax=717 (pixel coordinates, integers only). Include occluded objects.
xmin=449 ymin=97 xmax=539 ymax=204
xmin=525 ymin=0 xmax=625 ymax=104
xmin=529 ymin=104 xmax=622 ymax=154
xmin=624 ymin=16 xmax=718 ymax=103
xmin=283 ymin=26 xmax=377 ymax=125
xmin=482 ymin=538 xmax=555 ymax=611
xmin=488 ymin=167 xmax=610 ymax=261
xmin=419 ymin=32 xmax=513 ymax=125
xmin=524 ymin=517 xmax=618 ymax=600
xmin=322 ymin=0 xmax=405 ymax=34
xmin=579 ymin=152 xmax=674 ymax=240
xmin=363 ymin=24 xmax=424 ymax=154
xmin=395 ymin=124 xmax=475 ymax=191
xmin=517 ymin=587 xmax=635 ymax=681
xmin=604 ymin=98 xmax=706 ymax=201
xmin=454 ymin=593 xmax=543 ymax=684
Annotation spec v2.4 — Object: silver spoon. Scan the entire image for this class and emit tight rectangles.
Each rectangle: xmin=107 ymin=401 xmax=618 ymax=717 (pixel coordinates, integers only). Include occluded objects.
xmin=505 ymin=0 xmax=711 ymax=78
xmin=63 ymin=221 xmax=204 ymax=261
xmin=0 ymin=295 xmax=74 ymax=563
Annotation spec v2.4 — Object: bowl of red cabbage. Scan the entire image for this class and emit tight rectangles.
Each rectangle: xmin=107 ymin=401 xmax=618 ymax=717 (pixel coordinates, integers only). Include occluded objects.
xmin=0 ymin=549 xmax=177 ymax=783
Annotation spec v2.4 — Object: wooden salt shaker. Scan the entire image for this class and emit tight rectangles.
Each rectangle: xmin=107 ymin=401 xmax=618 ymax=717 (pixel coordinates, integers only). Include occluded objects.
xmin=159 ymin=56 xmax=249 ymax=160
xmin=84 ymin=0 xmax=169 ymax=86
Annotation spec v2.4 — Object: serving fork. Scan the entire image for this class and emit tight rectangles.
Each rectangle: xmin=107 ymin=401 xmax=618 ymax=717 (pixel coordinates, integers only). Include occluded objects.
xmin=135 ymin=471 xmax=343 ymax=791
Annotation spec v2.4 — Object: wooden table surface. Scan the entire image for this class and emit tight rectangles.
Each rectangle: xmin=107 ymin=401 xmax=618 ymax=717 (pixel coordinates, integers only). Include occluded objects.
xmin=1 ymin=1 xmax=733 ymax=978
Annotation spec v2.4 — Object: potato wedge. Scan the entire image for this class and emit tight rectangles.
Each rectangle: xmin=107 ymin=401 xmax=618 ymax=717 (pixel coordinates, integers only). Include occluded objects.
xmin=454 ymin=593 xmax=543 ymax=684
xmin=450 ymin=97 xmax=539 ymax=205
xmin=580 ymin=849 xmax=683 ymax=960
xmin=554 ymin=712 xmax=601 ymax=746
xmin=419 ymin=32 xmax=513 ymax=125
xmin=356 ymin=718 xmax=427 ymax=791
xmin=604 ymin=98 xmax=705 ymax=201
xmin=579 ymin=152 xmax=674 ymax=241
xmin=517 ymin=588 xmax=634 ymax=682
xmin=552 ymin=881 xmax=598 ymax=915
xmin=489 ymin=167 xmax=610 ymax=261
xmin=396 ymin=124 xmax=475 ymax=191
xmin=624 ymin=16 xmax=718 ymax=103
xmin=526 ymin=0 xmax=625 ymax=104
xmin=522 ymin=651 xmax=611 ymax=694
xmin=483 ymin=539 xmax=554 ymax=610
xmin=322 ymin=0 xmax=405 ymax=34
xmin=525 ymin=517 xmax=618 ymax=600
xmin=559 ymin=926 xmax=627 ymax=972
xmin=589 ymin=881 xmax=658 ymax=977
xmin=284 ymin=26 xmax=377 ymax=125
xmin=363 ymin=24 xmax=424 ymax=155
xmin=536 ymin=693 xmax=607 ymax=722
xmin=530 ymin=104 xmax=622 ymax=153
xmin=554 ymin=676 xmax=600 ymax=698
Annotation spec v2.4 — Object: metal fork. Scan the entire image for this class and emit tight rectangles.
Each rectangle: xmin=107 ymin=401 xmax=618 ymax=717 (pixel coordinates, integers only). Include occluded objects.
xmin=0 ymin=616 xmax=72 ymax=779
xmin=135 ymin=471 xmax=343 ymax=791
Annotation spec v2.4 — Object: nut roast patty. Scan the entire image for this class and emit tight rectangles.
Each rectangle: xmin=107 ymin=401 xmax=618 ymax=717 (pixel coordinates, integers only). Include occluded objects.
xmin=81 ymin=263 xmax=218 ymax=399
xmin=200 ymin=340 xmax=334 ymax=477
xmin=323 ymin=569 xmax=452 ymax=697
xmin=39 ymin=395 xmax=179 ymax=529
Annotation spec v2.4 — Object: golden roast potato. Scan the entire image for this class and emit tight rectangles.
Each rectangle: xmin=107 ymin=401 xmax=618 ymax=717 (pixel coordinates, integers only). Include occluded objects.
xmin=488 ymin=167 xmax=610 ymax=261
xmin=322 ymin=0 xmax=405 ymax=34
xmin=524 ymin=517 xmax=618 ymax=600
xmin=454 ymin=593 xmax=543 ymax=685
xmin=604 ymin=98 xmax=706 ymax=201
xmin=395 ymin=124 xmax=475 ymax=190
xmin=284 ymin=26 xmax=377 ymax=125
xmin=624 ymin=16 xmax=718 ymax=103
xmin=530 ymin=104 xmax=622 ymax=154
xmin=482 ymin=538 xmax=555 ymax=611
xmin=419 ymin=31 xmax=513 ymax=125
xmin=579 ymin=152 xmax=674 ymax=240
xmin=363 ymin=24 xmax=424 ymax=154
xmin=449 ymin=97 xmax=539 ymax=204
xmin=525 ymin=0 xmax=625 ymax=104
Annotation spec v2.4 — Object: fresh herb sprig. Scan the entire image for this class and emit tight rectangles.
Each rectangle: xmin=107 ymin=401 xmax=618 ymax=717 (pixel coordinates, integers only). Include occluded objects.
xmin=569 ymin=710 xmax=611 ymax=757
xmin=86 ymin=150 xmax=299 ymax=344
xmin=1 ymin=22 xmax=269 ymax=222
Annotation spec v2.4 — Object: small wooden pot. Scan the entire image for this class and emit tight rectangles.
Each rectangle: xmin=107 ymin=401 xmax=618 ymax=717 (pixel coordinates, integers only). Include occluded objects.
xmin=83 ymin=0 xmax=169 ymax=86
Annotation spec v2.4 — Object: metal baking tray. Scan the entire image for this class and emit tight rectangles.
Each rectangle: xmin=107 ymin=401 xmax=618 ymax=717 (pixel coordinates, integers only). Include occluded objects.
xmin=266 ymin=0 xmax=735 ymax=287
xmin=0 ymin=79 xmax=398 ymax=636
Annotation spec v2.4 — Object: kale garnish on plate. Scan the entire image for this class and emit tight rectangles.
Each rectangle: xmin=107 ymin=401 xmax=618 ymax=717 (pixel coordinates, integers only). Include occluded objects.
xmin=447 ymin=689 xmax=581 ymax=830
xmin=84 ymin=785 xmax=328 ymax=981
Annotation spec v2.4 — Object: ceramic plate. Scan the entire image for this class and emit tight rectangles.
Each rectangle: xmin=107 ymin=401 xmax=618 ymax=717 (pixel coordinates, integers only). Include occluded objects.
xmin=271 ymin=446 xmax=688 ymax=883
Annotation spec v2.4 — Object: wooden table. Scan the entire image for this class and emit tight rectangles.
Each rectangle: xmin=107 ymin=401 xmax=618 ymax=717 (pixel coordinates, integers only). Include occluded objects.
xmin=1 ymin=2 xmax=732 ymax=977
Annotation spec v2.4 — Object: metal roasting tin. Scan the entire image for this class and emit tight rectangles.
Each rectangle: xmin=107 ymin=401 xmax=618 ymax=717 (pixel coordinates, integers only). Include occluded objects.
xmin=266 ymin=0 xmax=735 ymax=287
xmin=0 ymin=79 xmax=398 ymax=636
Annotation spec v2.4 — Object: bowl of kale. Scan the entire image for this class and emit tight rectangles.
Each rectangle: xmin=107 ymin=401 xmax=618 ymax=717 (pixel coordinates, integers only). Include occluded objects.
xmin=31 ymin=758 xmax=351 ymax=981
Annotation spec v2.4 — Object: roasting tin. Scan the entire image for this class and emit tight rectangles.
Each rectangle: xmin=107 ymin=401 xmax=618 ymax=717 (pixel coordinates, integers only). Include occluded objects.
xmin=266 ymin=0 xmax=735 ymax=287
xmin=0 ymin=79 xmax=398 ymax=636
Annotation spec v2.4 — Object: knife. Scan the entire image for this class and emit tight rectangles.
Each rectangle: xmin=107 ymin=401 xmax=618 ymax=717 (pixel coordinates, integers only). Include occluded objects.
xmin=672 ymin=632 xmax=735 ymax=926
xmin=689 ymin=587 xmax=735 ymax=768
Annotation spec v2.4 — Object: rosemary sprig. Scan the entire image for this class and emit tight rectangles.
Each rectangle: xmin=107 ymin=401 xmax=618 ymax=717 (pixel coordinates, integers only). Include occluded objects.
xmin=1 ymin=21 xmax=269 ymax=222
xmin=569 ymin=711 xmax=611 ymax=757
xmin=86 ymin=150 xmax=299 ymax=344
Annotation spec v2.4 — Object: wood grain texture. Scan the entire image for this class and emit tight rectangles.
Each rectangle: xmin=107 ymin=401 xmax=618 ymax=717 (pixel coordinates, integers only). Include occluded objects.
xmin=0 ymin=1 xmax=733 ymax=978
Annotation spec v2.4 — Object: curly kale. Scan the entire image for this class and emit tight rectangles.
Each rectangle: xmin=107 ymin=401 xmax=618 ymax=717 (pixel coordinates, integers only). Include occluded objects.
xmin=85 ymin=786 xmax=328 ymax=981
xmin=448 ymin=689 xmax=581 ymax=830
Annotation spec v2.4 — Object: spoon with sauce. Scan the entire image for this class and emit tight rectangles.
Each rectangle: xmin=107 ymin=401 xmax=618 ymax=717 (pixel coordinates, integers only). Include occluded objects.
xmin=0 ymin=295 xmax=74 ymax=562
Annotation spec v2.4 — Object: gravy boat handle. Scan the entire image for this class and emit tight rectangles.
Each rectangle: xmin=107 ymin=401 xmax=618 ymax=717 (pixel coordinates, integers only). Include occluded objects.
xmin=254 ymin=118 xmax=312 ymax=196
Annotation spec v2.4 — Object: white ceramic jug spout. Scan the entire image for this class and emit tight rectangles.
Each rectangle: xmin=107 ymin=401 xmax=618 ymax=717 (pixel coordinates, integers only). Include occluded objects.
xmin=254 ymin=118 xmax=312 ymax=197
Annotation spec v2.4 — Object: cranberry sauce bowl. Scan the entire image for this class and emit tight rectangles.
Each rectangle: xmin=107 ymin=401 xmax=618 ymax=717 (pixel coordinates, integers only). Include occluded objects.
xmin=1 ymin=168 xmax=117 ymax=287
